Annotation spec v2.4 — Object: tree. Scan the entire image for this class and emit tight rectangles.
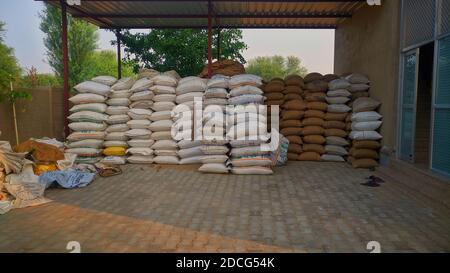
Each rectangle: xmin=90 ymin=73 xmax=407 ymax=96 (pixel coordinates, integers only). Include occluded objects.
xmin=246 ymin=55 xmax=308 ymax=81
xmin=39 ymin=4 xmax=98 ymax=87
xmin=0 ymin=21 xmax=29 ymax=102
xmin=83 ymin=50 xmax=135 ymax=79
xmin=116 ymin=29 xmax=248 ymax=77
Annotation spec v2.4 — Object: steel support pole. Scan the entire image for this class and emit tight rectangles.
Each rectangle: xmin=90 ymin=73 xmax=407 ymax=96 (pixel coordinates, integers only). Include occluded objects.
xmin=116 ymin=29 xmax=122 ymax=79
xmin=61 ymin=0 xmax=70 ymax=139
xmin=207 ymin=0 xmax=213 ymax=78
xmin=217 ymin=28 xmax=221 ymax=61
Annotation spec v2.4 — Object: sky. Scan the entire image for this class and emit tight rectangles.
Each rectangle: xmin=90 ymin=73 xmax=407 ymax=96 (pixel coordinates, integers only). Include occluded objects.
xmin=0 ymin=0 xmax=335 ymax=75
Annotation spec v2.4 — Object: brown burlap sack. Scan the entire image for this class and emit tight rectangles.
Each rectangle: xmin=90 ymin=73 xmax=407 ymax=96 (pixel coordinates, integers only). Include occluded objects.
xmin=347 ymin=156 xmax=355 ymax=164
xmin=302 ymin=117 xmax=325 ymax=127
xmin=352 ymin=158 xmax=378 ymax=169
xmin=302 ymin=126 xmax=325 ymax=136
xmin=346 ymin=122 xmax=352 ymax=131
xmin=323 ymin=121 xmax=346 ymax=130
xmin=281 ymin=127 xmax=303 ymax=136
xmin=265 ymin=93 xmax=284 ymax=100
xmin=14 ymin=140 xmax=65 ymax=162
xmin=322 ymin=74 xmax=340 ymax=82
xmin=324 ymin=129 xmax=347 ymax=138
xmin=281 ymin=120 xmax=302 ymax=128
xmin=304 ymin=110 xmax=326 ymax=119
xmin=266 ymin=99 xmax=285 ymax=106
xmin=283 ymin=86 xmax=303 ymax=95
xmin=284 ymin=93 xmax=303 ymax=101
xmin=304 ymin=72 xmax=324 ymax=83
xmin=303 ymin=144 xmax=325 ymax=154
xmin=307 ymin=101 xmax=328 ymax=111
xmin=288 ymin=153 xmax=299 ymax=161
xmin=284 ymin=75 xmax=304 ymax=87
xmin=282 ymin=110 xmax=305 ymax=120
xmin=283 ymin=100 xmax=307 ymax=111
xmin=288 ymin=144 xmax=303 ymax=154
xmin=265 ymin=81 xmax=285 ymax=93
xmin=199 ymin=59 xmax=245 ymax=78
xmin=303 ymin=135 xmax=326 ymax=145
xmin=298 ymin=152 xmax=321 ymax=161
xmin=351 ymin=149 xmax=380 ymax=159
xmin=351 ymin=91 xmax=370 ymax=100
xmin=352 ymin=140 xmax=381 ymax=150
xmin=304 ymin=92 xmax=327 ymax=102
xmin=345 ymin=114 xmax=352 ymax=122
xmin=286 ymin=135 xmax=303 ymax=145
xmin=305 ymin=80 xmax=329 ymax=92
xmin=325 ymin=112 xmax=347 ymax=121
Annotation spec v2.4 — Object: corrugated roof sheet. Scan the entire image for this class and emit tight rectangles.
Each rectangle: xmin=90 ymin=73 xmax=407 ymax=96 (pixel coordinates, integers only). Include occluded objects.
xmin=39 ymin=0 xmax=366 ymax=29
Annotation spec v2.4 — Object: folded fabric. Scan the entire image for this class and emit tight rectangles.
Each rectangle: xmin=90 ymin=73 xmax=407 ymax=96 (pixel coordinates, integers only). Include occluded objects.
xmin=39 ymin=170 xmax=95 ymax=189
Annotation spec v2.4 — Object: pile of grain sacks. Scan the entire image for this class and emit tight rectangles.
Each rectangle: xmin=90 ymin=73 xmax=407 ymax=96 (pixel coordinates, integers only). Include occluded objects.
xmin=124 ymin=77 xmax=154 ymax=164
xmin=321 ymin=77 xmax=352 ymax=162
xmin=149 ymin=74 xmax=179 ymax=164
xmin=227 ymin=74 xmax=273 ymax=175
xmin=348 ymin=74 xmax=382 ymax=169
xmin=67 ymin=76 xmax=115 ymax=164
xmin=297 ymin=72 xmax=328 ymax=162
xmin=198 ymin=75 xmax=230 ymax=173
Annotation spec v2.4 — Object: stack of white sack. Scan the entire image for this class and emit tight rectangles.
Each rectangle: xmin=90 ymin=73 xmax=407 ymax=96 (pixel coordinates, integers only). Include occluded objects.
xmin=67 ymin=76 xmax=115 ymax=164
xmin=150 ymin=73 xmax=179 ymax=164
xmin=98 ymin=77 xmax=135 ymax=165
xmin=348 ymin=97 xmax=383 ymax=169
xmin=123 ymin=77 xmax=155 ymax=164
xmin=321 ymin=77 xmax=352 ymax=162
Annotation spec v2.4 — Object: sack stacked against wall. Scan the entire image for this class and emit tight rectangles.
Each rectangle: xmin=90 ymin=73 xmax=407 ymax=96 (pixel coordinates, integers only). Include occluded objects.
xmin=277 ymin=75 xmax=305 ymax=161
xmin=296 ymin=72 xmax=328 ymax=161
xmin=198 ymin=60 xmax=246 ymax=78
xmin=197 ymin=75 xmax=230 ymax=172
xmin=227 ymin=74 xmax=272 ymax=175
xmin=123 ymin=77 xmax=155 ymax=164
xmin=321 ymin=76 xmax=352 ymax=162
xmin=149 ymin=73 xmax=180 ymax=165
xmin=348 ymin=95 xmax=383 ymax=169
xmin=67 ymin=76 xmax=116 ymax=164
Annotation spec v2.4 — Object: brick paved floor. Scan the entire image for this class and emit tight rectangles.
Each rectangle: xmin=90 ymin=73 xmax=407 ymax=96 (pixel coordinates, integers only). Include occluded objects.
xmin=1 ymin=162 xmax=449 ymax=253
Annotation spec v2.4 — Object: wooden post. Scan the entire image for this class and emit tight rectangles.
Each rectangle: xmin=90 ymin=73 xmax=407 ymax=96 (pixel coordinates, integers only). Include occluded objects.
xmin=217 ymin=28 xmax=221 ymax=61
xmin=207 ymin=0 xmax=212 ymax=78
xmin=116 ymin=29 xmax=122 ymax=79
xmin=61 ymin=0 xmax=70 ymax=139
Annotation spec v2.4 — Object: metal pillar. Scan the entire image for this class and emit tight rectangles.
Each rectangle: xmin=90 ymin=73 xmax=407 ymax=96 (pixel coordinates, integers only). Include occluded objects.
xmin=116 ymin=29 xmax=122 ymax=79
xmin=61 ymin=0 xmax=70 ymax=139
xmin=217 ymin=28 xmax=221 ymax=61
xmin=207 ymin=0 xmax=213 ymax=78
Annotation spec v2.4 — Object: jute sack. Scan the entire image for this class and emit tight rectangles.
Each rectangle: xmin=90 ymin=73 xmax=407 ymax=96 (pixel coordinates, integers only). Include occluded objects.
xmin=324 ymin=121 xmax=346 ymax=130
xmin=321 ymin=154 xmax=345 ymax=162
xmin=352 ymin=121 xmax=383 ymax=131
xmin=304 ymin=110 xmax=326 ymax=119
xmin=264 ymin=81 xmax=285 ymax=93
xmin=266 ymin=93 xmax=284 ymax=100
xmin=303 ymin=144 xmax=325 ymax=154
xmin=304 ymin=72 xmax=323 ymax=83
xmin=92 ymin=75 xmax=117 ymax=86
xmin=353 ymin=97 xmax=381 ymax=113
xmin=284 ymin=75 xmax=304 ymax=87
xmin=303 ymin=135 xmax=326 ymax=145
xmin=351 ymin=148 xmax=379 ymax=159
xmin=328 ymin=79 xmax=351 ymax=90
xmin=304 ymin=92 xmax=326 ymax=102
xmin=231 ymin=166 xmax=273 ymax=175
xmin=280 ymin=120 xmax=302 ymax=128
xmin=69 ymin=93 xmax=106 ymax=104
xmin=282 ymin=100 xmax=306 ymax=111
xmin=74 ymin=81 xmax=111 ymax=96
xmin=130 ymin=100 xmax=153 ymax=109
xmin=352 ymin=111 xmax=382 ymax=122
xmin=286 ymin=135 xmax=303 ymax=145
xmin=325 ymin=145 xmax=348 ymax=156
xmin=326 ymin=136 xmax=349 ymax=147
xmin=322 ymin=74 xmax=340 ymax=83
xmin=70 ymin=103 xmax=107 ymax=113
xmin=324 ymin=129 xmax=347 ymax=138
xmin=288 ymin=144 xmax=303 ymax=154
xmin=345 ymin=73 xmax=370 ymax=84
xmin=266 ymin=99 xmax=285 ymax=106
xmin=352 ymin=158 xmax=378 ymax=169
xmin=305 ymin=80 xmax=328 ymax=92
xmin=298 ymin=152 xmax=321 ymax=161
xmin=281 ymin=127 xmax=303 ymax=136
xmin=282 ymin=111 xmax=305 ymax=120
xmin=325 ymin=112 xmax=347 ymax=121
xmin=349 ymin=84 xmax=370 ymax=92
xmin=283 ymin=86 xmax=303 ymax=95
xmin=352 ymin=140 xmax=381 ymax=150
xmin=302 ymin=117 xmax=324 ymax=127
xmin=307 ymin=102 xmax=328 ymax=111
xmin=302 ymin=126 xmax=325 ymax=136
xmin=351 ymin=91 xmax=370 ymax=100
xmin=288 ymin=153 xmax=299 ymax=161
xmin=284 ymin=93 xmax=302 ymax=101
xmin=328 ymin=104 xmax=351 ymax=113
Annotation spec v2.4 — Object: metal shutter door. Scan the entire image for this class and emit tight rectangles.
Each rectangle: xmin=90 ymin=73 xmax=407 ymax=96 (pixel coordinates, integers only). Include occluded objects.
xmin=432 ymin=36 xmax=450 ymax=176
xmin=402 ymin=0 xmax=436 ymax=49
xmin=438 ymin=0 xmax=450 ymax=36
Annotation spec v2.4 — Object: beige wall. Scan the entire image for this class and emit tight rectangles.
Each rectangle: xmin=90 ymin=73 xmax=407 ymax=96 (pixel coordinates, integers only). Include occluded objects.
xmin=335 ymin=0 xmax=401 ymax=151
xmin=0 ymin=87 xmax=65 ymax=145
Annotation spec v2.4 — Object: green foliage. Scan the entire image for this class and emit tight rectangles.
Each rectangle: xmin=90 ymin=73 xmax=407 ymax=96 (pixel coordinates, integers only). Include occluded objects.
xmin=83 ymin=50 xmax=135 ymax=79
xmin=0 ymin=21 xmax=25 ymax=103
xmin=246 ymin=55 xmax=308 ymax=81
xmin=117 ymin=29 xmax=247 ymax=77
xmin=39 ymin=3 xmax=98 ymax=87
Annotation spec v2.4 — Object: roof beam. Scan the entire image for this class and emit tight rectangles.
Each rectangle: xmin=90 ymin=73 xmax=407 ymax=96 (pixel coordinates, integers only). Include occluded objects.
xmin=99 ymin=25 xmax=337 ymax=29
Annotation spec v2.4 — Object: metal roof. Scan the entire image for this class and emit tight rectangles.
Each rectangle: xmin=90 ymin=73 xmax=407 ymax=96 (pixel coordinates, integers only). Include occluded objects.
xmin=38 ymin=0 xmax=367 ymax=29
